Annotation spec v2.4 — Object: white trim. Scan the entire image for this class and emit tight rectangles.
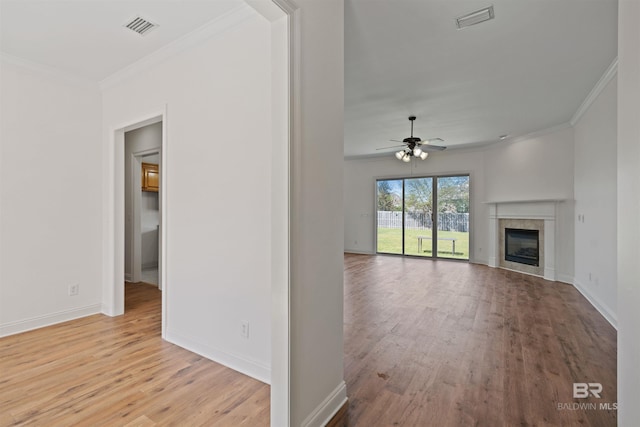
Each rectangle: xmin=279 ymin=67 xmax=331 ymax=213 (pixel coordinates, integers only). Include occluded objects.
xmin=271 ymin=0 xmax=298 ymax=14
xmin=245 ymin=0 xmax=285 ymax=21
xmin=0 ymin=304 xmax=102 ymax=338
xmin=285 ymin=4 xmax=302 ymax=427
xmin=0 ymin=52 xmax=97 ymax=89
xmin=125 ymin=273 xmax=133 ymax=282
xmin=507 ymin=122 xmax=573 ymax=145
xmin=556 ymin=273 xmax=573 ymax=285
xmin=484 ymin=198 xmax=568 ymax=205
xmin=573 ymin=280 xmax=618 ymax=329
xmin=469 ymin=257 xmax=488 ymax=265
xmin=570 ymin=57 xmax=618 ymax=126
xmin=300 ymin=381 xmax=348 ymax=427
xmin=103 ymin=108 xmax=167 ymax=322
xmin=262 ymin=2 xmax=296 ymax=426
xmin=344 ymin=249 xmax=375 ymax=255
xmin=165 ymin=329 xmax=271 ymax=384
xmin=99 ymin=4 xmax=257 ymax=90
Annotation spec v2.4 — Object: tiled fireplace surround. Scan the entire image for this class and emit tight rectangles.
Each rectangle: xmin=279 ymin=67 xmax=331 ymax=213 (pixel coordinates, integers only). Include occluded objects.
xmin=487 ymin=200 xmax=561 ymax=281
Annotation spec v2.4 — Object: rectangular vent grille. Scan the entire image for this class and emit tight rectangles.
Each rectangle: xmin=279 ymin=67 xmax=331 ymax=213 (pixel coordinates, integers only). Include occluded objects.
xmin=456 ymin=5 xmax=494 ymax=29
xmin=124 ymin=16 xmax=158 ymax=36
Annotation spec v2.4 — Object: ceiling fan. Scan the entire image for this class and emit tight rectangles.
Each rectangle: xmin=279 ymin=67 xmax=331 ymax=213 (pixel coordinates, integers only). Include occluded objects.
xmin=378 ymin=116 xmax=446 ymax=162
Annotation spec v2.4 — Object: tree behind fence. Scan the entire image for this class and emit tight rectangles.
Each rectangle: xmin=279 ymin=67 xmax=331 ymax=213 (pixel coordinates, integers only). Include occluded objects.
xmin=377 ymin=211 xmax=469 ymax=232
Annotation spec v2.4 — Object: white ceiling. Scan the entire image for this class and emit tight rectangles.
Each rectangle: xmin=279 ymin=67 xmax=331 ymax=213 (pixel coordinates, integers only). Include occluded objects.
xmin=1 ymin=0 xmax=618 ymax=157
xmin=345 ymin=0 xmax=618 ymax=157
xmin=0 ymin=0 xmax=245 ymax=81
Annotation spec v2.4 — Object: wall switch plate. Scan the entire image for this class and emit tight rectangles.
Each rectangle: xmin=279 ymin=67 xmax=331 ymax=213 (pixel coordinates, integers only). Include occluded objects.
xmin=69 ymin=284 xmax=79 ymax=296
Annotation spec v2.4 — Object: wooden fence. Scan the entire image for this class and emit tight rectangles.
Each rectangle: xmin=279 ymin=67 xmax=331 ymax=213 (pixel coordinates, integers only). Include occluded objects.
xmin=377 ymin=211 xmax=469 ymax=232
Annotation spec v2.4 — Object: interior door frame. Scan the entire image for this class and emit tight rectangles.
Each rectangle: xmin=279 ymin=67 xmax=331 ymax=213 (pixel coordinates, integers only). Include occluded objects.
xmin=105 ymin=110 xmax=166 ymax=333
xmin=375 ymin=172 xmax=472 ymax=260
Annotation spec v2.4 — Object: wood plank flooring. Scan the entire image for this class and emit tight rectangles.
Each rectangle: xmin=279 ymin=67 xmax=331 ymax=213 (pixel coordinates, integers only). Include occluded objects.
xmin=0 ymin=283 xmax=270 ymax=426
xmin=342 ymin=254 xmax=617 ymax=427
xmin=1 ymin=258 xmax=618 ymax=426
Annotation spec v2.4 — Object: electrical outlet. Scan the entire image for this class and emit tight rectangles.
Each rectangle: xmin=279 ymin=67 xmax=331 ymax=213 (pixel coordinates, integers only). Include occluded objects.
xmin=241 ymin=321 xmax=250 ymax=339
xmin=69 ymin=284 xmax=79 ymax=296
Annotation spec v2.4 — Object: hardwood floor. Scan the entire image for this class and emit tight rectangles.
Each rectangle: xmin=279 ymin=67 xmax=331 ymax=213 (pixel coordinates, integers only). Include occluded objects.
xmin=0 ymin=283 xmax=270 ymax=427
xmin=342 ymin=254 xmax=617 ymax=427
xmin=0 ymin=259 xmax=618 ymax=426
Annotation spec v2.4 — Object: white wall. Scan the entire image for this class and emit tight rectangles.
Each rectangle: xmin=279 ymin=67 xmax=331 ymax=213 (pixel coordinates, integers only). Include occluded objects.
xmin=573 ymin=76 xmax=617 ymax=326
xmin=102 ymin=9 xmax=273 ymax=382
xmin=0 ymin=57 xmax=102 ymax=336
xmin=484 ymin=127 xmax=575 ymax=282
xmin=289 ymin=0 xmax=346 ymax=425
xmin=617 ymin=1 xmax=640 ymax=423
xmin=344 ymin=126 xmax=575 ymax=281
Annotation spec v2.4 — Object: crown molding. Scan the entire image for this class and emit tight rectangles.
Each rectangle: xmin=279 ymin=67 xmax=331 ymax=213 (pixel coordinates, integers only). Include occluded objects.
xmin=570 ymin=57 xmax=618 ymax=126
xmin=506 ymin=121 xmax=573 ymax=145
xmin=0 ymin=52 xmax=98 ymax=90
xmin=271 ymin=0 xmax=299 ymax=14
xmin=245 ymin=0 xmax=290 ymax=21
xmin=99 ymin=4 xmax=257 ymax=91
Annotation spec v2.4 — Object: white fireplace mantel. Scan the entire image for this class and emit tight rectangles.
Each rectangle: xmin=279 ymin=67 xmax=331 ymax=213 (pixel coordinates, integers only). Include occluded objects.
xmin=486 ymin=199 xmax=566 ymax=281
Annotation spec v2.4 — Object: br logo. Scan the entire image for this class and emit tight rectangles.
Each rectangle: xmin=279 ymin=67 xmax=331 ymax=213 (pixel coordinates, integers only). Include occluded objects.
xmin=573 ymin=383 xmax=602 ymax=398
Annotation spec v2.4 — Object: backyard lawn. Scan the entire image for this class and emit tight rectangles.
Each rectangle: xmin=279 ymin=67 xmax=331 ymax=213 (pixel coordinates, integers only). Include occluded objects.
xmin=377 ymin=228 xmax=469 ymax=259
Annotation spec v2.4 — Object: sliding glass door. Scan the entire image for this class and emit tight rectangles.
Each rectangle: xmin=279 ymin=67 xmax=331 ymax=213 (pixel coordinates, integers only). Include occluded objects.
xmin=436 ymin=176 xmax=469 ymax=259
xmin=376 ymin=175 xmax=469 ymax=260
xmin=404 ymin=177 xmax=433 ymax=257
xmin=376 ymin=179 xmax=403 ymax=255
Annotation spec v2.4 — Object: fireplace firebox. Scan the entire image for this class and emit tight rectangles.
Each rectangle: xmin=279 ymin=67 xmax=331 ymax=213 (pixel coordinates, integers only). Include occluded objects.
xmin=505 ymin=228 xmax=539 ymax=266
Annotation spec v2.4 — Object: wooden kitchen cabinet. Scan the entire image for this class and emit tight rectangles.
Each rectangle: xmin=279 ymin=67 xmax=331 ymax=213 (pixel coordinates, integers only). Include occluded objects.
xmin=141 ymin=162 xmax=159 ymax=192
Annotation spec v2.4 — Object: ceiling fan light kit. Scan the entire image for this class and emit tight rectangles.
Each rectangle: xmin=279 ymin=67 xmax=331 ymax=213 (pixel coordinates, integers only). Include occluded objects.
xmin=384 ymin=116 xmax=446 ymax=162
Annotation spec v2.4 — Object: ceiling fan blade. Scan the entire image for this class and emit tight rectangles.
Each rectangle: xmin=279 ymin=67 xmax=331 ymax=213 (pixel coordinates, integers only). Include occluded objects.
xmin=389 ymin=139 xmax=405 ymax=143
xmin=416 ymin=138 xmax=446 ymax=151
xmin=419 ymin=144 xmax=446 ymax=152
xmin=376 ymin=144 xmax=405 ymax=151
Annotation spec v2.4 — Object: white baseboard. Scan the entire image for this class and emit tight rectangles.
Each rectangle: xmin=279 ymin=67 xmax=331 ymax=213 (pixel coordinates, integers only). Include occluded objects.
xmin=301 ymin=381 xmax=348 ymax=427
xmin=0 ymin=304 xmax=102 ymax=338
xmin=556 ymin=273 xmax=573 ymax=285
xmin=165 ymin=329 xmax=270 ymax=385
xmin=572 ymin=280 xmax=617 ymax=329
xmin=344 ymin=249 xmax=374 ymax=255
xmin=469 ymin=256 xmax=488 ymax=265
xmin=125 ymin=273 xmax=133 ymax=282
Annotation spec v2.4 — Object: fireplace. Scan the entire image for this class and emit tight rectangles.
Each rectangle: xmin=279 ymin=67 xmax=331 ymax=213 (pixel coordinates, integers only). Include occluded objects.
xmin=488 ymin=200 xmax=559 ymax=281
xmin=505 ymin=228 xmax=539 ymax=266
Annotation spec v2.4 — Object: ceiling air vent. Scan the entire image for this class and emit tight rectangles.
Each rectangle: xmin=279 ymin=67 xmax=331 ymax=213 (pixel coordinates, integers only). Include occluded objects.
xmin=124 ymin=16 xmax=158 ymax=36
xmin=456 ymin=5 xmax=494 ymax=29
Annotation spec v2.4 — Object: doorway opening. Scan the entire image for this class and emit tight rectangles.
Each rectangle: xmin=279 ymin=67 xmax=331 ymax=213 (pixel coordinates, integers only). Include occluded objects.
xmin=108 ymin=112 xmax=166 ymax=334
xmin=376 ymin=174 xmax=470 ymax=260
xmin=124 ymin=123 xmax=162 ymax=292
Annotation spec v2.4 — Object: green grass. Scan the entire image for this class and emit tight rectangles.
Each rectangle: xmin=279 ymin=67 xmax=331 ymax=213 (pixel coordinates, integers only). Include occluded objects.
xmin=377 ymin=228 xmax=469 ymax=260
